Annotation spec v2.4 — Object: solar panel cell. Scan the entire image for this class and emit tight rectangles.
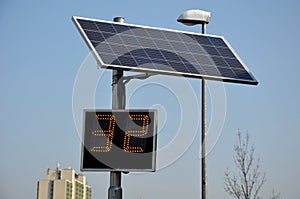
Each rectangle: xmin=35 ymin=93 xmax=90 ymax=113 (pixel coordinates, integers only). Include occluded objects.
xmin=155 ymin=59 xmax=169 ymax=67
xmin=145 ymin=48 xmax=165 ymax=61
xmin=186 ymin=64 xmax=205 ymax=74
xmin=135 ymin=57 xmax=152 ymax=65
xmin=84 ymin=30 xmax=105 ymax=42
xmin=154 ymin=40 xmax=173 ymax=51
xmin=108 ymin=43 xmax=129 ymax=55
xmin=95 ymin=43 xmax=114 ymax=54
xmin=202 ymin=66 xmax=221 ymax=76
xmin=161 ymin=50 xmax=182 ymax=62
xmin=118 ymin=34 xmax=140 ymax=47
xmin=99 ymin=32 xmax=114 ymax=42
xmin=91 ymin=40 xmax=100 ymax=47
xmin=169 ymin=41 xmax=189 ymax=53
xmin=180 ymin=53 xmax=198 ymax=64
xmin=178 ymin=33 xmax=193 ymax=44
xmin=96 ymin=22 xmax=116 ymax=33
xmin=167 ymin=61 xmax=188 ymax=72
xmin=192 ymin=35 xmax=213 ymax=46
xmin=129 ymin=49 xmax=149 ymax=59
xmin=102 ymin=53 xmax=120 ymax=65
xmin=203 ymin=46 xmax=221 ymax=56
xmin=154 ymin=63 xmax=176 ymax=72
xmin=73 ymin=16 xmax=258 ymax=85
xmin=225 ymin=58 xmax=244 ymax=69
xmin=113 ymin=24 xmax=132 ymax=33
xmin=138 ymin=37 xmax=157 ymax=48
xmin=108 ymin=35 xmax=124 ymax=45
xmin=163 ymin=31 xmax=182 ymax=42
xmin=211 ymin=56 xmax=229 ymax=67
xmin=217 ymin=67 xmax=236 ymax=78
xmin=194 ymin=55 xmax=214 ymax=66
xmin=131 ymin=28 xmax=149 ymax=37
xmin=78 ymin=19 xmax=98 ymax=31
xmin=184 ymin=43 xmax=206 ymax=55
xmin=208 ymin=37 xmax=228 ymax=47
xmin=147 ymin=29 xmax=165 ymax=39
xmin=118 ymin=56 xmax=138 ymax=67
xmin=217 ymin=48 xmax=235 ymax=58
xmin=232 ymin=69 xmax=253 ymax=80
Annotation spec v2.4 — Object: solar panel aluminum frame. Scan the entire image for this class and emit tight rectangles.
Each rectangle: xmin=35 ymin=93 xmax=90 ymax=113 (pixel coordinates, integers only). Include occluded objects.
xmin=72 ymin=16 xmax=258 ymax=85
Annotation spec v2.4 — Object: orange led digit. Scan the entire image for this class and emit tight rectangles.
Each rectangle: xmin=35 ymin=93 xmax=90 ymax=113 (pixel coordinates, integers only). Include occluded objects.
xmin=123 ymin=114 xmax=150 ymax=152
xmin=90 ymin=114 xmax=116 ymax=153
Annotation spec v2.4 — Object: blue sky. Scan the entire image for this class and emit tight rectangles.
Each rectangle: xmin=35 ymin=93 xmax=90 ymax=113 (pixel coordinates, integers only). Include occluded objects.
xmin=1 ymin=0 xmax=300 ymax=199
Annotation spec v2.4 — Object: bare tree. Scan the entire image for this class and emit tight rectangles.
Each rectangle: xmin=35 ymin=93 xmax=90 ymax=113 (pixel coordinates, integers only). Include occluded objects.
xmin=224 ymin=131 xmax=266 ymax=199
xmin=270 ymin=190 xmax=281 ymax=199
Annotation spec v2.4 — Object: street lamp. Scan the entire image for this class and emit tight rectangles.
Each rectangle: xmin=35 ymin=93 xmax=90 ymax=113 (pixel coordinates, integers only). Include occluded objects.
xmin=177 ymin=9 xmax=211 ymax=199
xmin=177 ymin=9 xmax=211 ymax=25
xmin=177 ymin=9 xmax=211 ymax=34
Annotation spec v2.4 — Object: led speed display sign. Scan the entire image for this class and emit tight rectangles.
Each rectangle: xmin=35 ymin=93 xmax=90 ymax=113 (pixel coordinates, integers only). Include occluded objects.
xmin=81 ymin=109 xmax=157 ymax=171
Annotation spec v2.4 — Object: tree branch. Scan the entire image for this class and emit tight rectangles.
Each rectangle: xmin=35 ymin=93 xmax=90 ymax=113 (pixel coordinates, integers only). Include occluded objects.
xmin=224 ymin=131 xmax=266 ymax=199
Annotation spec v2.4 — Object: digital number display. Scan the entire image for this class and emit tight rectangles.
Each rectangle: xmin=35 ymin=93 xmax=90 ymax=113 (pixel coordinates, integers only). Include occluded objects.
xmin=81 ymin=109 xmax=157 ymax=172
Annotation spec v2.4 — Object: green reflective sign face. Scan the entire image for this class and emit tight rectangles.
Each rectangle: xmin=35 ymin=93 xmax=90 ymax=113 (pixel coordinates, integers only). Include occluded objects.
xmin=81 ymin=109 xmax=157 ymax=172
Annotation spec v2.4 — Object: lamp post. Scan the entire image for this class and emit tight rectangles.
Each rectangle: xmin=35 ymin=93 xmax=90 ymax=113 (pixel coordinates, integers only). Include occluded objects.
xmin=109 ymin=17 xmax=125 ymax=199
xmin=177 ymin=9 xmax=211 ymax=199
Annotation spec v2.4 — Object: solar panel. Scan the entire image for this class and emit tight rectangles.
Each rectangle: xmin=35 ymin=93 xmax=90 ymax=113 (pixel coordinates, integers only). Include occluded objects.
xmin=73 ymin=16 xmax=258 ymax=85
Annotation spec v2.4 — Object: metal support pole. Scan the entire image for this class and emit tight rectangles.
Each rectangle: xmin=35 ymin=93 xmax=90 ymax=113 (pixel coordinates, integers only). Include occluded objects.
xmin=109 ymin=16 xmax=125 ymax=199
xmin=108 ymin=171 xmax=122 ymax=199
xmin=201 ymin=23 xmax=206 ymax=36
xmin=201 ymin=23 xmax=208 ymax=199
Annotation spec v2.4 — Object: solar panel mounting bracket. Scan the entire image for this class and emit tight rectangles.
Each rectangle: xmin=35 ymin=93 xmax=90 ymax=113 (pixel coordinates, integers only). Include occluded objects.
xmin=122 ymin=73 xmax=156 ymax=85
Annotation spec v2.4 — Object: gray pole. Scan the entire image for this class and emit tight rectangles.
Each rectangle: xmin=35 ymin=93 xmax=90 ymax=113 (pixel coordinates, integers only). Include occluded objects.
xmin=109 ymin=16 xmax=125 ymax=199
xmin=201 ymin=23 xmax=208 ymax=199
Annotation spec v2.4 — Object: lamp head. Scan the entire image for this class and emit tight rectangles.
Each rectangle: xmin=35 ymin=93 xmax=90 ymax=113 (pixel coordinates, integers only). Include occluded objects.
xmin=177 ymin=9 xmax=211 ymax=26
